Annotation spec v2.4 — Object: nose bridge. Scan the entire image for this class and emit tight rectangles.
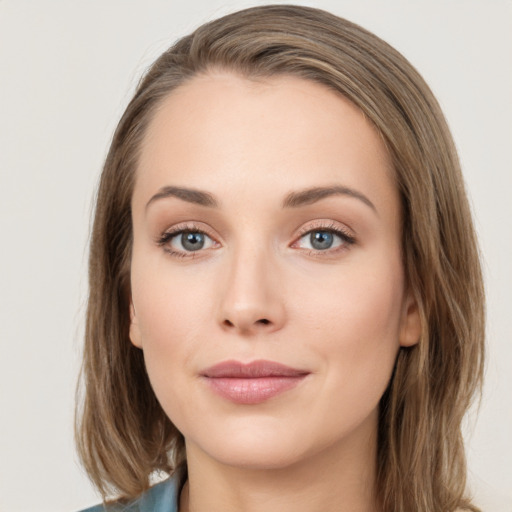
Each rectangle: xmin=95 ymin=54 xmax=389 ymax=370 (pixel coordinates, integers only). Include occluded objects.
xmin=218 ymin=236 xmax=285 ymax=334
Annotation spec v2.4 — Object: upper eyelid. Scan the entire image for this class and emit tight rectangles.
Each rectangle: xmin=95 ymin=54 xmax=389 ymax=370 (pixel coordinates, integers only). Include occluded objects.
xmin=161 ymin=222 xmax=217 ymax=238
xmin=295 ymin=220 xmax=355 ymax=238
xmin=160 ymin=220 xmax=351 ymax=234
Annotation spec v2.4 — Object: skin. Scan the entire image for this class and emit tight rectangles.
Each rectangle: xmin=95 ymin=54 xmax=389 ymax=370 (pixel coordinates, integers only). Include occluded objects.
xmin=129 ymin=72 xmax=421 ymax=512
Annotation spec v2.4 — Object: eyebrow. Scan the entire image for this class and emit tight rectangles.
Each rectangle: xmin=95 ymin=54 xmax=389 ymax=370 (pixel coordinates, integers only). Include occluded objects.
xmin=283 ymin=185 xmax=377 ymax=213
xmin=146 ymin=186 xmax=219 ymax=210
xmin=145 ymin=184 xmax=376 ymax=214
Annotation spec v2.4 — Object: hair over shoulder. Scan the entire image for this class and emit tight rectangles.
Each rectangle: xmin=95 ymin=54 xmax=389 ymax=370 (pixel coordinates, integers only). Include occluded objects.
xmin=75 ymin=5 xmax=485 ymax=511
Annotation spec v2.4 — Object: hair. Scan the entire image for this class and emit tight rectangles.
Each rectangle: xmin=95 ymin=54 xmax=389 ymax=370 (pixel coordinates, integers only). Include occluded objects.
xmin=75 ymin=5 xmax=485 ymax=511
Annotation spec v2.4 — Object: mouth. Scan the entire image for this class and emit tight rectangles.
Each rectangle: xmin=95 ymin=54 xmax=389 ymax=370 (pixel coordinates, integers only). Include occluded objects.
xmin=200 ymin=360 xmax=310 ymax=405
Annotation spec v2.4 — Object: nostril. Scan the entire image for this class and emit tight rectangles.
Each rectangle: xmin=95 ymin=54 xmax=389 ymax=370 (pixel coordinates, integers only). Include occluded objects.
xmin=221 ymin=317 xmax=272 ymax=330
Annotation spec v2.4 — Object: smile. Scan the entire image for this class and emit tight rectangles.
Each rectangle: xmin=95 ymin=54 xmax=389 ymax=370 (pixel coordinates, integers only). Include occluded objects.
xmin=200 ymin=360 xmax=310 ymax=405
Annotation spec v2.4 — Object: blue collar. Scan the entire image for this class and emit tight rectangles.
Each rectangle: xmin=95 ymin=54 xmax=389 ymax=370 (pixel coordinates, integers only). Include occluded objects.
xmin=79 ymin=468 xmax=185 ymax=512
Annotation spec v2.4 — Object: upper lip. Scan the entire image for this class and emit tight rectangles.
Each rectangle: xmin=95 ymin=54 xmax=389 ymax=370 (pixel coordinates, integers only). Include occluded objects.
xmin=201 ymin=360 xmax=310 ymax=378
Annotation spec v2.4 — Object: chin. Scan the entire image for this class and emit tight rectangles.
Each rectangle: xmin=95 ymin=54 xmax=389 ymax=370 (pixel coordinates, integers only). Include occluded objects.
xmin=201 ymin=440 xmax=306 ymax=471
xmin=184 ymin=416 xmax=311 ymax=470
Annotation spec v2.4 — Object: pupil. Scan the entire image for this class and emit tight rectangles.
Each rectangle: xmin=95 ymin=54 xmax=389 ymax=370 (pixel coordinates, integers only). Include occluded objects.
xmin=310 ymin=231 xmax=333 ymax=250
xmin=182 ymin=232 xmax=205 ymax=251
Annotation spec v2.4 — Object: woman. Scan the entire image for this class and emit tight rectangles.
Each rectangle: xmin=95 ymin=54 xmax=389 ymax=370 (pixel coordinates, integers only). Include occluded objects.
xmin=76 ymin=5 xmax=485 ymax=511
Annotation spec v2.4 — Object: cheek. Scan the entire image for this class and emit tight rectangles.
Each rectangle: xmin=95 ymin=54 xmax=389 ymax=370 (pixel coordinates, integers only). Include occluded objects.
xmin=130 ymin=259 xmax=218 ymax=408
xmin=136 ymin=278 xmax=212 ymax=341
xmin=132 ymin=248 xmax=216 ymax=338
xmin=292 ymin=255 xmax=404 ymax=403
xmin=308 ymin=242 xmax=404 ymax=333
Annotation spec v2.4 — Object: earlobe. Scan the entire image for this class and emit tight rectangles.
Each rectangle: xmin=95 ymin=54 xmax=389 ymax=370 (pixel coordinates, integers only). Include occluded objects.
xmin=129 ymin=301 xmax=143 ymax=349
xmin=399 ymin=291 xmax=422 ymax=347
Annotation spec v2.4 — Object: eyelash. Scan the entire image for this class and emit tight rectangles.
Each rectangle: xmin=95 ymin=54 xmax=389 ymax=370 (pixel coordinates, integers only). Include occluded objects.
xmin=156 ymin=221 xmax=356 ymax=259
xmin=294 ymin=221 xmax=356 ymax=257
xmin=156 ymin=222 xmax=215 ymax=259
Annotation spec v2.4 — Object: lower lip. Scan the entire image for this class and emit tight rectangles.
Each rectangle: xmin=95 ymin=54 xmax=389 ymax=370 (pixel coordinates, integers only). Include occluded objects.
xmin=203 ymin=376 xmax=307 ymax=405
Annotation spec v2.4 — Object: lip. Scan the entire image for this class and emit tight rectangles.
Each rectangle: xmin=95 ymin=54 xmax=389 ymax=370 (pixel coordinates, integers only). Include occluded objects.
xmin=200 ymin=360 xmax=310 ymax=405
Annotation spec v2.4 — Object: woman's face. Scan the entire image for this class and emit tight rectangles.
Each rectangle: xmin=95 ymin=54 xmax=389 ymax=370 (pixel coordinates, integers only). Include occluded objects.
xmin=129 ymin=72 xmax=420 ymax=470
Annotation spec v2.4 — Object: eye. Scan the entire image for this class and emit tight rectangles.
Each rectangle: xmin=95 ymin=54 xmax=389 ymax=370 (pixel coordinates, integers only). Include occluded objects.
xmin=157 ymin=226 xmax=217 ymax=257
xmin=173 ymin=231 xmax=214 ymax=251
xmin=293 ymin=225 xmax=355 ymax=254
xmin=305 ymin=231 xmax=337 ymax=250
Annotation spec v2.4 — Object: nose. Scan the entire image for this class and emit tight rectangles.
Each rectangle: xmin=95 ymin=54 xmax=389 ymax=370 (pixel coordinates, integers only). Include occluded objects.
xmin=217 ymin=246 xmax=286 ymax=336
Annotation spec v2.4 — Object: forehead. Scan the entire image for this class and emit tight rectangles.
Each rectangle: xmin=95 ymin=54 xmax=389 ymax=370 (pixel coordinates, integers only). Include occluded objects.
xmin=134 ymin=71 xmax=397 ymax=216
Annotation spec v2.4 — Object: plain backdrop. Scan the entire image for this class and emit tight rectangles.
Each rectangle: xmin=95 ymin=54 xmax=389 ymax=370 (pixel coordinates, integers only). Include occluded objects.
xmin=0 ymin=1 xmax=511 ymax=511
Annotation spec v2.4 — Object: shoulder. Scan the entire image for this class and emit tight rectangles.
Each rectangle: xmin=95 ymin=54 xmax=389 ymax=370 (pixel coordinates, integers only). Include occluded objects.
xmin=77 ymin=471 xmax=183 ymax=512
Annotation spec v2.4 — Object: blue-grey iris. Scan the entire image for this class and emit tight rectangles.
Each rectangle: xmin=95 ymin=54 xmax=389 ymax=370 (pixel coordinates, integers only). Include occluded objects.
xmin=311 ymin=231 xmax=333 ymax=250
xmin=182 ymin=232 xmax=205 ymax=251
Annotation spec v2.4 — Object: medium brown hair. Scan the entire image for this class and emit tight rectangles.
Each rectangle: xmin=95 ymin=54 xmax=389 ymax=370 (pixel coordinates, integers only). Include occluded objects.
xmin=76 ymin=5 xmax=485 ymax=511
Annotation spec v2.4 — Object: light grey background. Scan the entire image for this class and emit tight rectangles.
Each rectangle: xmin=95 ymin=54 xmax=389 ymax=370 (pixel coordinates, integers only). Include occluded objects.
xmin=0 ymin=1 xmax=511 ymax=511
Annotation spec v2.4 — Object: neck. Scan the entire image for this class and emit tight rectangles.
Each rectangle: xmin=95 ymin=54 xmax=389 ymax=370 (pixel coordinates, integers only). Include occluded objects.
xmin=179 ymin=412 xmax=379 ymax=512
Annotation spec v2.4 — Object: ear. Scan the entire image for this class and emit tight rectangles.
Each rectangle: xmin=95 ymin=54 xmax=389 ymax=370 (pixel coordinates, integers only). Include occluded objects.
xmin=129 ymin=300 xmax=143 ymax=349
xmin=399 ymin=289 xmax=421 ymax=347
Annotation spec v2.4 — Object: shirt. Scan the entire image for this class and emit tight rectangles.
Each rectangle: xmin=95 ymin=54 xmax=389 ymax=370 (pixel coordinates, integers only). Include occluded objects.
xmin=78 ymin=471 xmax=182 ymax=512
